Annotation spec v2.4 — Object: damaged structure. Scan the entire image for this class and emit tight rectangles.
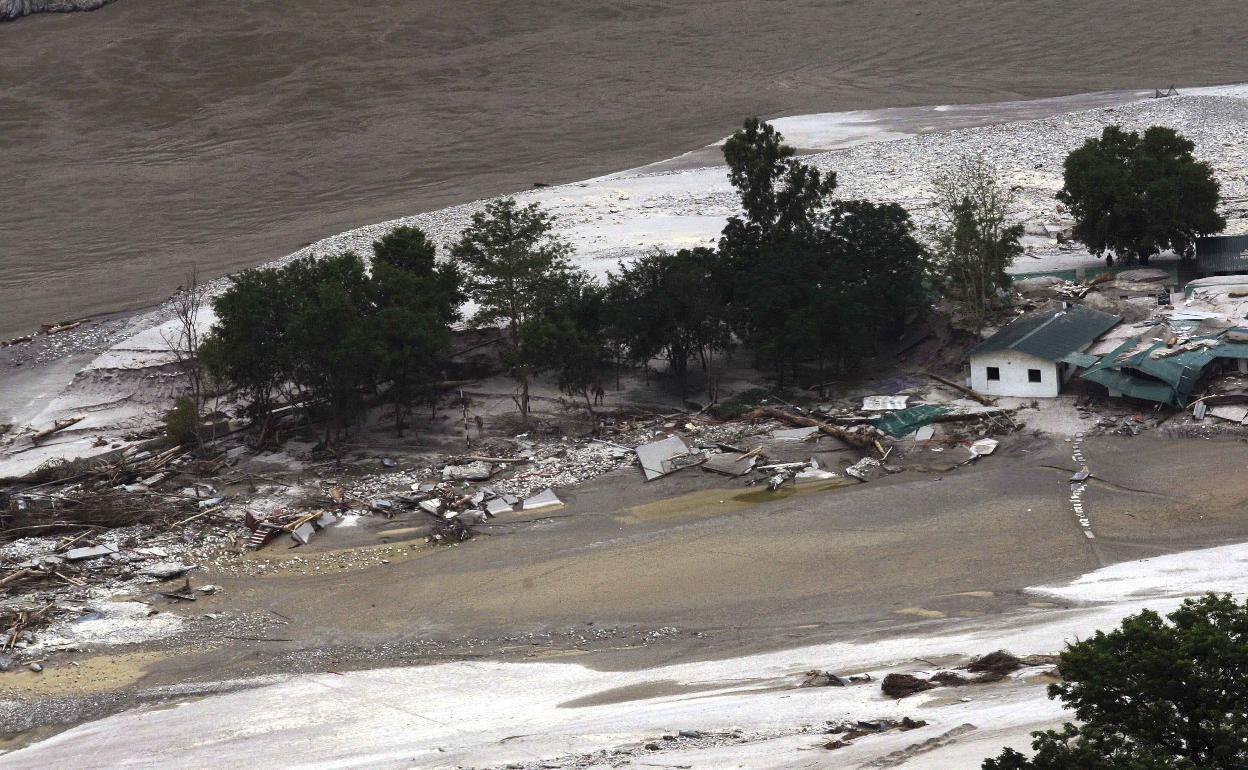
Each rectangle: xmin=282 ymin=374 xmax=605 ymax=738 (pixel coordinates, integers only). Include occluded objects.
xmin=968 ymin=305 xmax=1120 ymax=398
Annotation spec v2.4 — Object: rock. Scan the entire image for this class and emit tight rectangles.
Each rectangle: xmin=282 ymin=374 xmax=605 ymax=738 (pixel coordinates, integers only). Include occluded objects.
xmin=28 ymin=662 xmax=43 ymax=672
xmin=800 ymin=670 xmax=846 ymax=687
xmin=140 ymin=562 xmax=192 ymax=579
xmin=968 ymin=650 xmax=1024 ymax=675
xmin=678 ymin=730 xmax=702 ymax=739
xmin=442 ymin=461 xmax=494 ymax=482
xmin=881 ymin=673 xmax=934 ymax=698
xmin=197 ymin=584 xmax=219 ymax=595
xmin=0 ymin=654 xmax=14 ymax=672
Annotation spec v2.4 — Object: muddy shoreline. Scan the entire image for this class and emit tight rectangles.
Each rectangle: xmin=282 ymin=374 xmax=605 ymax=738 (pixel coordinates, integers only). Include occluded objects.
xmin=5 ymin=430 xmax=1248 ymax=753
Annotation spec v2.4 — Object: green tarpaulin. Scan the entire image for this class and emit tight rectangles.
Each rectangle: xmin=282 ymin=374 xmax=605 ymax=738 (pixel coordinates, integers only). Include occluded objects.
xmin=870 ymin=404 xmax=951 ymax=437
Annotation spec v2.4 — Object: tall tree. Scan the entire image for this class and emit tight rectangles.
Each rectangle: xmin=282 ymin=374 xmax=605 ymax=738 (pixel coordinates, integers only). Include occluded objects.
xmin=200 ymin=266 xmax=295 ymax=444
xmin=282 ymin=253 xmax=376 ymax=442
xmin=524 ymin=275 xmax=609 ymax=416
xmin=1058 ymin=125 xmax=1224 ymax=266
xmin=719 ymin=117 xmax=926 ymax=384
xmin=452 ymin=198 xmax=575 ymax=426
xmin=605 ymin=248 xmax=732 ymax=401
xmin=983 ymin=593 xmax=1248 ymax=769
xmin=370 ymin=229 xmax=462 ymax=436
xmin=929 ymin=157 xmax=1024 ymax=327
xmin=372 ymin=225 xmax=438 ymax=274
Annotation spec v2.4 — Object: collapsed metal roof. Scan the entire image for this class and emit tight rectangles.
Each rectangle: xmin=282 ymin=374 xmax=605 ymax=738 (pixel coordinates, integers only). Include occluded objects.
xmin=969 ymin=305 xmax=1120 ymax=362
xmin=1079 ymin=329 xmax=1248 ymax=405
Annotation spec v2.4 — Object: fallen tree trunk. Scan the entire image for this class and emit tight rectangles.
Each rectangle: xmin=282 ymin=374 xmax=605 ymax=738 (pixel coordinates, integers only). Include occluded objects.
xmin=30 ymin=416 xmax=84 ymax=443
xmin=745 ymin=406 xmax=883 ymax=452
xmin=924 ymin=373 xmax=996 ymax=406
xmin=927 ymin=409 xmax=1014 ymax=424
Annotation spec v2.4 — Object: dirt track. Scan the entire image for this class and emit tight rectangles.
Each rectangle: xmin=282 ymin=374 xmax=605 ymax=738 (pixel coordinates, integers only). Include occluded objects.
xmin=3 ymin=0 xmax=1247 ymax=338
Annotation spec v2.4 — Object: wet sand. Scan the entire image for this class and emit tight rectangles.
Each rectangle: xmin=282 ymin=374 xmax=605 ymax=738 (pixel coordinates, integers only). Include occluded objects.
xmin=3 ymin=0 xmax=1247 ymax=338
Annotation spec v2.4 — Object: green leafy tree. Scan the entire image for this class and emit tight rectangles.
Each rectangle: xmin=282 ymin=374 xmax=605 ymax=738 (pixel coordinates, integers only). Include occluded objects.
xmin=283 ymin=253 xmax=376 ymax=442
xmin=983 ymin=594 xmax=1248 ymax=769
xmin=1058 ymin=125 xmax=1224 ymax=266
xmin=370 ymin=256 xmax=462 ymax=436
xmin=719 ymin=117 xmax=927 ymax=384
xmin=452 ymin=197 xmax=575 ymax=426
xmin=372 ymin=225 xmax=438 ymax=273
xmin=524 ymin=275 xmax=609 ymax=416
xmin=605 ymin=248 xmax=731 ymax=401
xmin=929 ymin=157 xmax=1024 ymax=327
xmin=200 ymin=266 xmax=295 ymax=443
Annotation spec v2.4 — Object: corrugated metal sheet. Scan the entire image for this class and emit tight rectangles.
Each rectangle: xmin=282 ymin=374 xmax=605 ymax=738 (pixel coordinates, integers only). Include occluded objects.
xmin=1079 ymin=330 xmax=1248 ymax=405
xmin=969 ymin=306 xmax=1120 ymax=362
xmin=1195 ymin=235 xmax=1248 ymax=274
xmin=869 ymin=405 xmax=951 ymax=438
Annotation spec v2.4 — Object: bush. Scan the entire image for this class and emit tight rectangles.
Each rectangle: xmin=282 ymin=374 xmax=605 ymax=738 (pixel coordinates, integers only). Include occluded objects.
xmin=164 ymin=396 xmax=198 ymax=447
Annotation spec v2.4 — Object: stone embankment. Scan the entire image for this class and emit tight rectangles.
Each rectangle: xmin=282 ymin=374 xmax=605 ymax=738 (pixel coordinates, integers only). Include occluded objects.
xmin=1 ymin=0 xmax=115 ymax=21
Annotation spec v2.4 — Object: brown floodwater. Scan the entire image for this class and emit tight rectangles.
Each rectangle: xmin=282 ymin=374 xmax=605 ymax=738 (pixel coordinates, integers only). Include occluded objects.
xmin=1 ymin=0 xmax=1245 ymax=338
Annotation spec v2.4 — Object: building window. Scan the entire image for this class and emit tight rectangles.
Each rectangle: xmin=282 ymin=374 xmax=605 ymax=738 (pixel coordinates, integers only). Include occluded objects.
xmin=1028 ymin=368 xmax=1042 ymax=383
xmin=986 ymin=366 xmax=1000 ymax=381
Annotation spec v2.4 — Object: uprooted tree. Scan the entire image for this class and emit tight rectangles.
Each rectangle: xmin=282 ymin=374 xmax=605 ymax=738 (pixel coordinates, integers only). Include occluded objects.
xmin=1058 ymin=125 xmax=1225 ymax=266
xmin=452 ymin=197 xmax=579 ymax=427
xmin=928 ymin=157 xmax=1024 ymax=328
xmin=982 ymin=593 xmax=1248 ymax=769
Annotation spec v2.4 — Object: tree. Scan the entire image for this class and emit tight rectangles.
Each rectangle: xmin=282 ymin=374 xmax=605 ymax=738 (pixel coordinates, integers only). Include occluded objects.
xmin=719 ymin=117 xmax=927 ymax=384
xmin=1058 ymin=125 xmax=1224 ymax=266
xmin=452 ymin=197 xmax=575 ymax=426
xmin=161 ymin=266 xmax=210 ymax=451
xmin=370 ymin=258 xmax=461 ymax=436
xmin=982 ymin=594 xmax=1248 ymax=769
xmin=929 ymin=157 xmax=1024 ymax=327
xmin=372 ymin=225 xmax=438 ymax=274
xmin=282 ymin=253 xmax=376 ymax=442
xmin=524 ymin=274 xmax=609 ymax=416
xmin=200 ymin=266 xmax=294 ymax=444
xmin=605 ymin=248 xmax=732 ymax=401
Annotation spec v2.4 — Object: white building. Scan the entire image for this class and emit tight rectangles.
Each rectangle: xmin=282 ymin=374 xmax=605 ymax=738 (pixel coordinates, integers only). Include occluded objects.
xmin=968 ymin=305 xmax=1120 ymax=398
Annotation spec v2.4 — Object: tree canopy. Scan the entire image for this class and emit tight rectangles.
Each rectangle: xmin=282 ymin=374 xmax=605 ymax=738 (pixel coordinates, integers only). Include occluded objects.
xmin=929 ymin=157 xmax=1023 ymax=328
xmin=1058 ymin=125 xmax=1224 ymax=266
xmin=719 ymin=117 xmax=928 ymax=384
xmin=452 ymin=197 xmax=579 ymax=425
xmin=983 ymin=593 xmax=1248 ymax=769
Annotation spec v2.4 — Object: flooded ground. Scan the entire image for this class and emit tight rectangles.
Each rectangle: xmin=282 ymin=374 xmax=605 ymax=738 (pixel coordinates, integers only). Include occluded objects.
xmin=2 ymin=0 xmax=1246 ymax=338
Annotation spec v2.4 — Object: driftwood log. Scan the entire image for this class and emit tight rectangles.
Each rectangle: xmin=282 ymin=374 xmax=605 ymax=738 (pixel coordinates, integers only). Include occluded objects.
xmin=924 ymin=373 xmax=996 ymax=406
xmin=745 ymin=406 xmax=883 ymax=452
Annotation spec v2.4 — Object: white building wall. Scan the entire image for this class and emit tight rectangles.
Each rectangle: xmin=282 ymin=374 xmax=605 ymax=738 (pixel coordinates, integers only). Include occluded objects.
xmin=969 ymin=350 xmax=1061 ymax=398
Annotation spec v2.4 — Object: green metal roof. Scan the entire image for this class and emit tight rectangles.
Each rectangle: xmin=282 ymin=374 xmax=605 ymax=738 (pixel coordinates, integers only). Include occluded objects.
xmin=969 ymin=306 xmax=1120 ymax=362
xmin=1195 ymin=235 xmax=1248 ymax=274
xmin=1078 ymin=330 xmax=1248 ymax=405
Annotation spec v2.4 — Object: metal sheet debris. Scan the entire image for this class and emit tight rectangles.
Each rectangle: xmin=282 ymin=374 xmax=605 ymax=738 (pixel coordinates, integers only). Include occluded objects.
xmin=290 ymin=522 xmax=315 ymax=545
xmin=969 ymin=438 xmax=999 ymax=456
xmin=485 ymin=498 xmax=515 ymax=517
xmin=521 ymin=488 xmax=562 ymax=511
xmin=862 ymin=395 xmax=909 ymax=411
xmin=635 ymin=435 xmax=695 ymax=480
xmin=702 ymin=452 xmax=758 ymax=477
xmin=64 ymin=544 xmax=119 ymax=561
xmin=870 ymin=405 xmax=951 ymax=438
xmin=771 ymin=427 xmax=819 ymax=441
xmin=1209 ymin=405 xmax=1248 ymax=424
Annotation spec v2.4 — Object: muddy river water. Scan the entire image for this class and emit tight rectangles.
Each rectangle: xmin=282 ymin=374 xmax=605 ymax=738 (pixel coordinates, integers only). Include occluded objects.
xmin=2 ymin=0 xmax=1245 ymax=338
